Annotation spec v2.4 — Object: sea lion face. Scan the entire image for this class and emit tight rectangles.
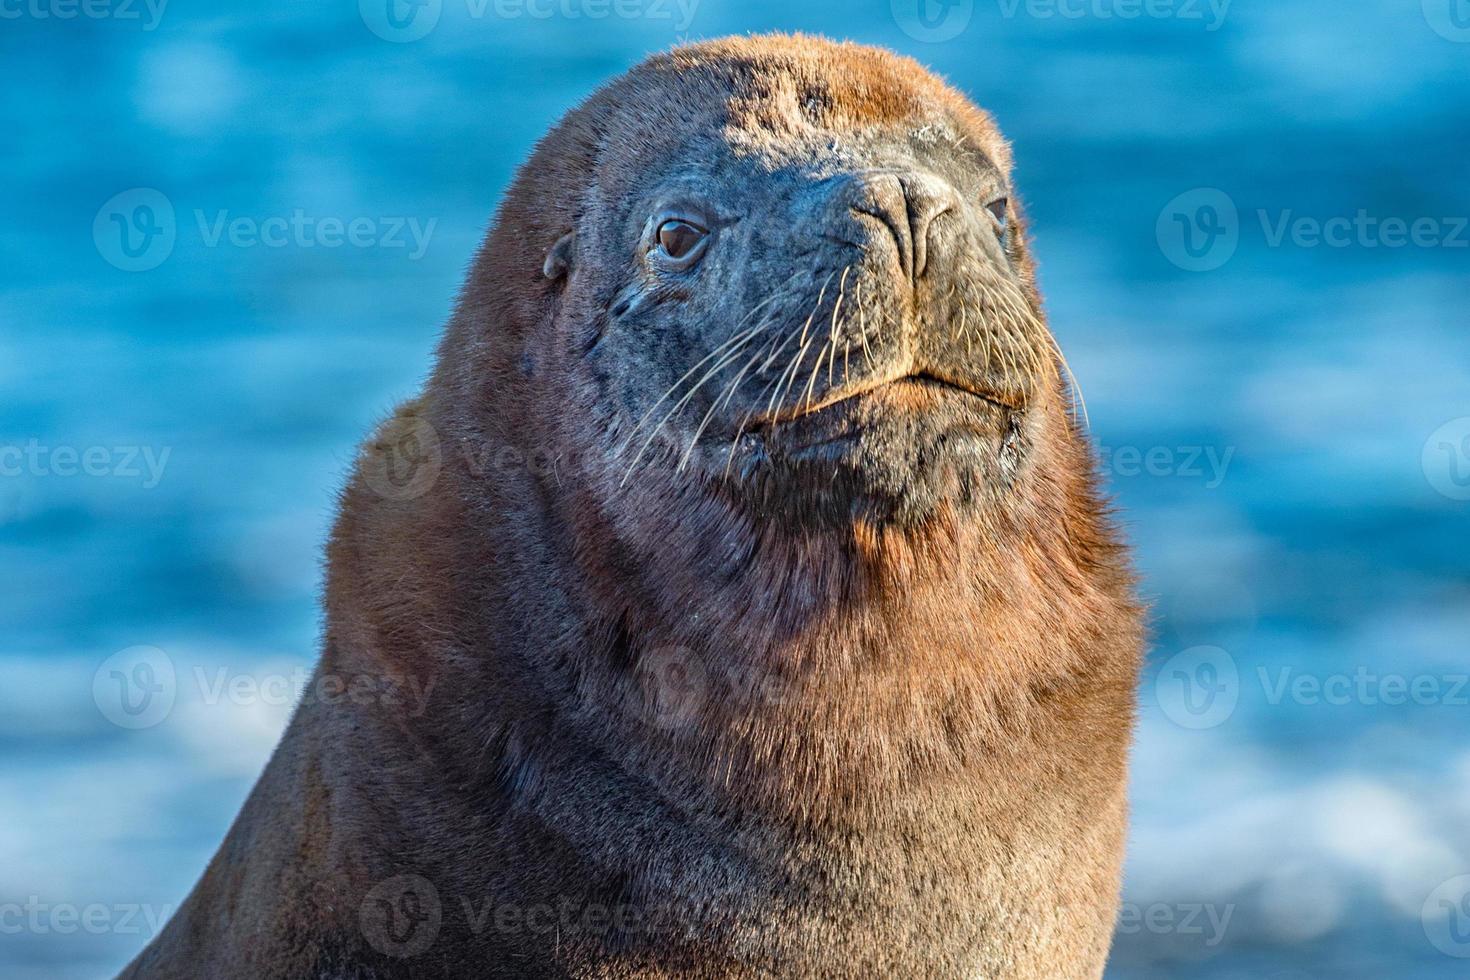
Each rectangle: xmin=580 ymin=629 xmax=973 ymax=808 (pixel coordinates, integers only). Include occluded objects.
xmin=540 ymin=41 xmax=1062 ymax=529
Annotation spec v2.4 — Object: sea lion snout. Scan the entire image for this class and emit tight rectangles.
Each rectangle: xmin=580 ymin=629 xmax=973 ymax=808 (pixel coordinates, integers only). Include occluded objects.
xmin=840 ymin=170 xmax=964 ymax=283
xmin=804 ymin=165 xmax=1027 ymax=409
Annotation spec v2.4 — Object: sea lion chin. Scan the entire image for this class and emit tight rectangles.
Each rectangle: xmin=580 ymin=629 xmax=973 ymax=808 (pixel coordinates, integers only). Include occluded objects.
xmin=122 ymin=34 xmax=1144 ymax=980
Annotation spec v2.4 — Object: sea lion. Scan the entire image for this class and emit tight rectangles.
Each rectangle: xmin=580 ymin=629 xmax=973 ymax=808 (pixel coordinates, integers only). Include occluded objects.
xmin=121 ymin=34 xmax=1143 ymax=980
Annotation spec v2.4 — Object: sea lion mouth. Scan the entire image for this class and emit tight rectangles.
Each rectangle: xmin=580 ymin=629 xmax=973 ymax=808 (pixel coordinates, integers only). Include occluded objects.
xmin=757 ymin=376 xmax=1015 ymax=453
xmin=716 ymin=368 xmax=1024 ymax=528
xmin=758 ymin=373 xmax=1021 ymax=426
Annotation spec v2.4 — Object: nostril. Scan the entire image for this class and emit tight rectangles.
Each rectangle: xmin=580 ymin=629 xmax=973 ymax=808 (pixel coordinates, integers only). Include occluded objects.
xmin=899 ymin=173 xmax=959 ymax=280
xmin=849 ymin=172 xmax=913 ymax=280
xmin=851 ymin=202 xmax=910 ymax=278
xmin=908 ymin=202 xmax=952 ymax=279
xmin=842 ymin=171 xmax=961 ymax=283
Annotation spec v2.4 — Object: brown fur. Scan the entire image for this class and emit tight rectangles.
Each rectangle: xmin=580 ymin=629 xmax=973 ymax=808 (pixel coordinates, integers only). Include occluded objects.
xmin=121 ymin=34 xmax=1143 ymax=980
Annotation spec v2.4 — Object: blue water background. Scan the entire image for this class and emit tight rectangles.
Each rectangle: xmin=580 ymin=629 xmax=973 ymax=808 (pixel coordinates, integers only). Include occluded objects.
xmin=2 ymin=0 xmax=1468 ymax=976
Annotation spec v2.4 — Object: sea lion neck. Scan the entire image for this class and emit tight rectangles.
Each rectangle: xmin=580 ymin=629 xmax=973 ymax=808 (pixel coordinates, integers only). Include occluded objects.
xmin=349 ymin=415 xmax=1115 ymax=829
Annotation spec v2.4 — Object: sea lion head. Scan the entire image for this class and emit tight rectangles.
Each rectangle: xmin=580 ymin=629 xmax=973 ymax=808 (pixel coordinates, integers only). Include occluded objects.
xmin=445 ymin=34 xmax=1077 ymax=533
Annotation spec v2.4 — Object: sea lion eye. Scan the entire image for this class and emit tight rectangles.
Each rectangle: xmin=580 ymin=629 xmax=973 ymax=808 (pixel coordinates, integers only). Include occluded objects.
xmin=985 ymin=196 xmax=1009 ymax=231
xmin=655 ymin=219 xmax=709 ymax=262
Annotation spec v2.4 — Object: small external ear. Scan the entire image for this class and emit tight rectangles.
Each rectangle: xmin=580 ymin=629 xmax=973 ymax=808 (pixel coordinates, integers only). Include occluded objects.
xmin=542 ymin=231 xmax=576 ymax=282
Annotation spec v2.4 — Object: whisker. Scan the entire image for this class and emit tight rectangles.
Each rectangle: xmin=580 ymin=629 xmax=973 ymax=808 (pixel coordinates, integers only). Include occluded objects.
xmin=779 ymin=332 xmax=819 ymax=417
xmin=1048 ymin=331 xmax=1089 ymax=429
xmin=615 ymin=291 xmax=785 ymax=457
xmin=826 ymin=266 xmax=852 ymax=391
xmin=767 ymin=273 xmax=835 ymax=418
xmin=801 ymin=337 xmax=832 ymax=413
xmin=971 ymin=275 xmax=1086 ymax=426
xmin=620 ymin=339 xmax=760 ymax=487
xmin=856 ymin=280 xmax=874 ymax=370
xmin=678 ymin=308 xmax=786 ymax=473
xmin=989 ymin=281 xmax=1056 ymax=396
xmin=617 ymin=274 xmax=804 ymax=484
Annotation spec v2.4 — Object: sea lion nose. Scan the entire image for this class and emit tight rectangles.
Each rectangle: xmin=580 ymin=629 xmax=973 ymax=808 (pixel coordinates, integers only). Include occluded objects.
xmin=845 ymin=171 xmax=961 ymax=282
